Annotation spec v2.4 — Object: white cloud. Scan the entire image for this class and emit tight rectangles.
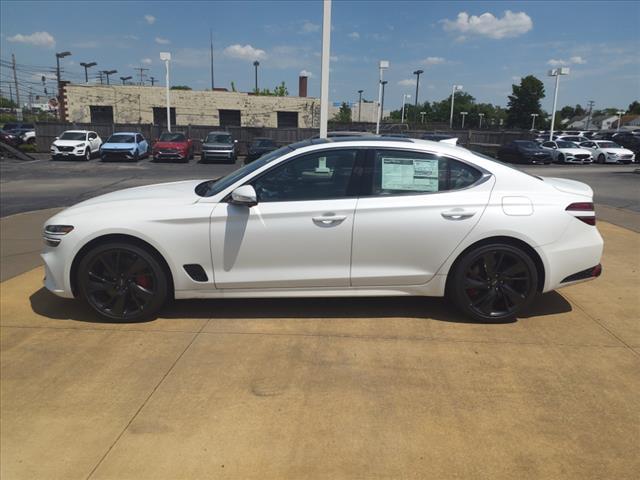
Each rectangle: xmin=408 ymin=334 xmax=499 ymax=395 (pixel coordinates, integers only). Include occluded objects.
xmin=299 ymin=69 xmax=313 ymax=78
xmin=547 ymin=56 xmax=587 ymax=67
xmin=141 ymin=58 xmax=152 ymax=65
xmin=155 ymin=37 xmax=170 ymax=45
xmin=224 ymin=44 xmax=267 ymax=61
xmin=570 ymin=55 xmax=587 ymax=64
xmin=398 ymin=79 xmax=417 ymax=86
xmin=348 ymin=31 xmax=360 ymax=40
xmin=299 ymin=21 xmax=320 ymax=33
xmin=144 ymin=14 xmax=156 ymax=25
xmin=8 ymin=31 xmax=55 ymax=48
xmin=421 ymin=56 xmax=446 ymax=66
xmin=124 ymin=34 xmax=139 ymax=41
xmin=547 ymin=58 xmax=567 ymax=67
xmin=441 ymin=10 xmax=533 ymax=39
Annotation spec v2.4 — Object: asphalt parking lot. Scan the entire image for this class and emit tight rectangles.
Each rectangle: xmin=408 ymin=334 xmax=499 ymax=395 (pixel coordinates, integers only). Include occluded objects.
xmin=1 ymin=153 xmax=639 ymax=479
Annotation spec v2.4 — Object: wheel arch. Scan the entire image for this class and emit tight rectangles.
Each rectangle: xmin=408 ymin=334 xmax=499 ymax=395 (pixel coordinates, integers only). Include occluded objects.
xmin=70 ymin=233 xmax=175 ymax=298
xmin=444 ymin=235 xmax=545 ymax=295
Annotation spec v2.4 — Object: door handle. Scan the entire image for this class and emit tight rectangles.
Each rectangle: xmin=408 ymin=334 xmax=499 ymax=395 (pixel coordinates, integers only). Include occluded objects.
xmin=441 ymin=209 xmax=476 ymax=220
xmin=312 ymin=214 xmax=347 ymax=226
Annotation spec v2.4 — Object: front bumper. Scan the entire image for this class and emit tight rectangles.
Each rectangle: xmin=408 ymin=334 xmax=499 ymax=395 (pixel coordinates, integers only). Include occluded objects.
xmin=154 ymin=150 xmax=187 ymax=161
xmin=202 ymin=149 xmax=234 ymax=161
xmin=101 ymin=150 xmax=136 ymax=161
xmin=51 ymin=151 xmax=86 ymax=160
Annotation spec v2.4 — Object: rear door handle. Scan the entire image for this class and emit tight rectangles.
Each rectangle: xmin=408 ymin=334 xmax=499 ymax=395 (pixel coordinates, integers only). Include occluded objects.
xmin=441 ymin=209 xmax=476 ymax=220
xmin=312 ymin=214 xmax=347 ymax=226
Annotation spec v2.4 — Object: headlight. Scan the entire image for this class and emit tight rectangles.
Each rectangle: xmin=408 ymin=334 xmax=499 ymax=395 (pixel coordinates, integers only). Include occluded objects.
xmin=75 ymin=143 xmax=85 ymax=148
xmin=44 ymin=225 xmax=74 ymax=235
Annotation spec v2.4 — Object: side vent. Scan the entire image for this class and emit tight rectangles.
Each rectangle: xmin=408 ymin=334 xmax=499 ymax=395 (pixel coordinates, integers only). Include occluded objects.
xmin=183 ymin=264 xmax=208 ymax=282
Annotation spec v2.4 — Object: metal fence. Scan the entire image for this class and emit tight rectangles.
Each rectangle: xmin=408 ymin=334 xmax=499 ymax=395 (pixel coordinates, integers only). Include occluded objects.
xmin=34 ymin=122 xmax=535 ymax=155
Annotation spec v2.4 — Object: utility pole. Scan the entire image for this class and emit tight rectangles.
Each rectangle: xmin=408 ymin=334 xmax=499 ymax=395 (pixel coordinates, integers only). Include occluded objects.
xmin=149 ymin=76 xmax=156 ymax=86
xmin=253 ymin=60 xmax=260 ymax=93
xmin=97 ymin=71 xmax=104 ymax=85
xmin=319 ymin=0 xmax=332 ymax=139
xmin=585 ymin=100 xmax=595 ymax=130
xmin=134 ymin=66 xmax=149 ymax=85
xmin=8 ymin=82 xmax=13 ymax=106
xmin=210 ymin=29 xmax=215 ymax=90
xmin=11 ymin=54 xmax=22 ymax=121
xmin=380 ymin=80 xmax=388 ymax=122
xmin=413 ymin=69 xmax=423 ymax=122
xmin=357 ymin=89 xmax=363 ymax=122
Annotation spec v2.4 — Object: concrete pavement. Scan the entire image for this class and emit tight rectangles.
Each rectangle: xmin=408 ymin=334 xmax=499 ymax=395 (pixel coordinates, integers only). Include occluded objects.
xmin=1 ymin=221 xmax=639 ymax=479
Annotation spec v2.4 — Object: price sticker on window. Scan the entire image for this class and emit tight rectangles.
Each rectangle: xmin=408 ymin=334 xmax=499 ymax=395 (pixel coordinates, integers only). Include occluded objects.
xmin=381 ymin=157 xmax=439 ymax=192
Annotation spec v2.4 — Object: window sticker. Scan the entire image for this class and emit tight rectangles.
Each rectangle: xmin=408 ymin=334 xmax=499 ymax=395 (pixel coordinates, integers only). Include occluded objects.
xmin=381 ymin=157 xmax=439 ymax=191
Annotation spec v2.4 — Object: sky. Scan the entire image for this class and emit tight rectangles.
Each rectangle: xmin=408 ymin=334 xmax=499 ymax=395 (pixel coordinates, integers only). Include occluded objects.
xmin=1 ymin=0 xmax=639 ymax=113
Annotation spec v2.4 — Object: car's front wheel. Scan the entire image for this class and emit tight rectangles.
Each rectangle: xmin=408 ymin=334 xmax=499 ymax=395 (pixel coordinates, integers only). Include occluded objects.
xmin=448 ymin=243 xmax=538 ymax=322
xmin=84 ymin=148 xmax=91 ymax=161
xmin=77 ymin=242 xmax=169 ymax=322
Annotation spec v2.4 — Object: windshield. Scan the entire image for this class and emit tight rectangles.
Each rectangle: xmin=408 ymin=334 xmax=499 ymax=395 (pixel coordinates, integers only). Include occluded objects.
xmin=205 ymin=134 xmax=232 ymax=144
xmin=556 ymin=141 xmax=577 ymax=148
xmin=196 ymin=145 xmax=293 ymax=197
xmin=107 ymin=134 xmax=135 ymax=143
xmin=59 ymin=132 xmax=87 ymax=141
xmin=598 ymin=141 xmax=620 ymax=148
xmin=514 ymin=141 xmax=538 ymax=148
xmin=158 ymin=133 xmax=186 ymax=142
xmin=254 ymin=139 xmax=275 ymax=147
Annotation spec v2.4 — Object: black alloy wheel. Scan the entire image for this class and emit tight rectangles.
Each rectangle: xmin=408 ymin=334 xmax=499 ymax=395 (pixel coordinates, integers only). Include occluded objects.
xmin=449 ymin=244 xmax=538 ymax=322
xmin=77 ymin=242 xmax=168 ymax=321
xmin=85 ymin=148 xmax=91 ymax=161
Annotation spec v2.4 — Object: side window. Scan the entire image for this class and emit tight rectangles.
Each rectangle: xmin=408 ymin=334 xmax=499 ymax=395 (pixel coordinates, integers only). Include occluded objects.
xmin=252 ymin=149 xmax=358 ymax=202
xmin=89 ymin=132 xmax=97 ymax=140
xmin=370 ymin=150 xmax=482 ymax=195
xmin=136 ymin=134 xmax=143 ymax=143
xmin=542 ymin=141 xmax=555 ymax=148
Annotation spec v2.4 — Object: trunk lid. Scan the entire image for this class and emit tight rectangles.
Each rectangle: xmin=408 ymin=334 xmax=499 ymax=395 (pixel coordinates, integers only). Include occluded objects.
xmin=541 ymin=177 xmax=593 ymax=198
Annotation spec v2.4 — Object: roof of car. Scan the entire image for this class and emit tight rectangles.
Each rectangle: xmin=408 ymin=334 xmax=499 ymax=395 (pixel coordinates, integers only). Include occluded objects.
xmin=207 ymin=131 xmax=231 ymax=135
xmin=111 ymin=132 xmax=139 ymax=135
xmin=62 ymin=130 xmax=91 ymax=133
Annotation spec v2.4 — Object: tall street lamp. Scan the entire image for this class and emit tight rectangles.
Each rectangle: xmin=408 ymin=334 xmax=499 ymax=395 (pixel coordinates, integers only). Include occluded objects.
xmin=380 ymin=80 xmax=388 ymax=123
xmin=420 ymin=111 xmax=426 ymax=124
xmin=616 ymin=110 xmax=625 ymax=132
xmin=530 ymin=113 xmax=539 ymax=131
xmin=357 ymin=89 xmax=363 ymax=122
xmin=413 ymin=69 xmax=423 ymax=121
xmin=548 ymin=67 xmax=570 ymax=140
xmin=460 ymin=111 xmax=468 ymax=129
xmin=103 ymin=70 xmax=117 ymax=85
xmin=120 ymin=76 xmax=132 ymax=85
xmin=449 ymin=84 xmax=463 ymax=129
xmin=55 ymin=51 xmax=71 ymax=120
xmin=160 ymin=52 xmax=172 ymax=132
xmin=376 ymin=60 xmax=389 ymax=134
xmin=80 ymin=62 xmax=97 ymax=83
xmin=478 ymin=112 xmax=485 ymax=128
xmin=401 ymin=93 xmax=411 ymax=123
xmin=253 ymin=60 xmax=260 ymax=93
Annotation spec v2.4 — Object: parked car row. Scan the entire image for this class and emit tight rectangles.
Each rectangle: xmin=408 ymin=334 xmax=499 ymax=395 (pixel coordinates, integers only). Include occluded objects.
xmin=1 ymin=122 xmax=36 ymax=145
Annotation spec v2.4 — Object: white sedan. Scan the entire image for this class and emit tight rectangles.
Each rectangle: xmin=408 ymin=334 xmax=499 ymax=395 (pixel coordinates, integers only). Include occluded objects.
xmin=541 ymin=140 xmax=593 ymax=164
xmin=42 ymin=138 xmax=603 ymax=323
xmin=578 ymin=140 xmax=635 ymax=164
xmin=50 ymin=130 xmax=102 ymax=161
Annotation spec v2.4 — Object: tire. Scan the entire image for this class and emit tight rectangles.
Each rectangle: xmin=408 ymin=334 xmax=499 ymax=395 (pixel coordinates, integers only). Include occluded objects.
xmin=85 ymin=148 xmax=91 ymax=161
xmin=77 ymin=242 xmax=169 ymax=322
xmin=133 ymin=150 xmax=139 ymax=162
xmin=447 ymin=243 xmax=538 ymax=322
xmin=598 ymin=154 xmax=605 ymax=164
xmin=27 ymin=137 xmax=36 ymax=145
xmin=557 ymin=153 xmax=565 ymax=164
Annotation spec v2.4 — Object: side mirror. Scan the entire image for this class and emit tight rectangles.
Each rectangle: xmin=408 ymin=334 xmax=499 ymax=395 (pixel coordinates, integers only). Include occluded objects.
xmin=230 ymin=185 xmax=257 ymax=207
xmin=55 ymin=136 xmax=59 ymax=140
xmin=234 ymin=139 xmax=238 ymax=143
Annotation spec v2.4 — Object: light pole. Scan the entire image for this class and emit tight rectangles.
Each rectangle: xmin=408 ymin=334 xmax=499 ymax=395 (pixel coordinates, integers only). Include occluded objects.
xmin=420 ymin=111 xmax=426 ymax=124
xmin=376 ymin=60 xmax=389 ymax=134
xmin=55 ymin=51 xmax=71 ymax=120
xmin=102 ymin=70 xmax=117 ymax=85
xmin=449 ymin=84 xmax=463 ymax=129
xmin=478 ymin=112 xmax=485 ymax=128
xmin=253 ymin=60 xmax=260 ymax=93
xmin=530 ymin=113 xmax=539 ymax=131
xmin=319 ymin=0 xmax=331 ymax=139
xmin=413 ymin=69 xmax=423 ymax=121
xmin=160 ymin=51 xmax=172 ymax=132
xmin=401 ymin=93 xmax=411 ymax=123
xmin=616 ymin=110 xmax=625 ymax=132
xmin=460 ymin=111 xmax=468 ymax=129
xmin=120 ymin=76 xmax=132 ymax=85
xmin=548 ymin=67 xmax=570 ymax=140
xmin=357 ymin=89 xmax=363 ymax=122
xmin=380 ymin=81 xmax=388 ymax=123
xmin=80 ymin=62 xmax=97 ymax=83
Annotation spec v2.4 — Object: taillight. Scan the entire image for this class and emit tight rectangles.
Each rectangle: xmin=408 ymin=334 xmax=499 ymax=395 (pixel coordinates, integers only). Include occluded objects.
xmin=566 ymin=202 xmax=596 ymax=225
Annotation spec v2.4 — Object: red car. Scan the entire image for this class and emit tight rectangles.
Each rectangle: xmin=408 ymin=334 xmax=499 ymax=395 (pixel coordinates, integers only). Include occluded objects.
xmin=152 ymin=132 xmax=193 ymax=162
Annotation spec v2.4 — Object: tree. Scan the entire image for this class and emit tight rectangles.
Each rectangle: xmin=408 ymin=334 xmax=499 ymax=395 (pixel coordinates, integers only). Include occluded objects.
xmin=230 ymin=81 xmax=237 ymax=92
xmin=574 ymin=104 xmax=586 ymax=117
xmin=0 ymin=96 xmax=17 ymax=108
xmin=506 ymin=75 xmax=545 ymax=128
xmin=628 ymin=101 xmax=640 ymax=115
xmin=332 ymin=102 xmax=352 ymax=123
xmin=273 ymin=81 xmax=288 ymax=97
xmin=170 ymin=85 xmax=192 ymax=90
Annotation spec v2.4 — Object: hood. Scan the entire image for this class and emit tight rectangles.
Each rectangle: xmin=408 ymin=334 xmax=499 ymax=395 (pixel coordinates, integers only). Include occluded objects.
xmin=540 ymin=177 xmax=593 ymax=198
xmin=558 ymin=148 xmax=591 ymax=155
xmin=203 ymin=142 xmax=234 ymax=149
xmin=600 ymin=148 xmax=633 ymax=154
xmin=101 ymin=142 xmax=137 ymax=150
xmin=154 ymin=141 xmax=188 ymax=150
xmin=59 ymin=179 xmax=208 ymax=217
xmin=53 ymin=139 xmax=87 ymax=147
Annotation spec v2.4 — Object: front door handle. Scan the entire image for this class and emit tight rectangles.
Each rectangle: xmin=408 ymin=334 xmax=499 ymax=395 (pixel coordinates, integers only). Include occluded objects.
xmin=441 ymin=209 xmax=476 ymax=220
xmin=312 ymin=214 xmax=347 ymax=226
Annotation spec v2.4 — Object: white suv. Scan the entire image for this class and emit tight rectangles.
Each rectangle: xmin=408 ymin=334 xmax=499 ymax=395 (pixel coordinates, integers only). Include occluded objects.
xmin=50 ymin=130 xmax=102 ymax=161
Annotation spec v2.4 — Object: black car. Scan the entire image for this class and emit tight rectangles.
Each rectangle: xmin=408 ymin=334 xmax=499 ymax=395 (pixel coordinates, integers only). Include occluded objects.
xmin=421 ymin=133 xmax=458 ymax=143
xmin=612 ymin=132 xmax=640 ymax=159
xmin=245 ymin=137 xmax=278 ymax=164
xmin=497 ymin=140 xmax=552 ymax=164
xmin=0 ymin=129 xmax=19 ymax=147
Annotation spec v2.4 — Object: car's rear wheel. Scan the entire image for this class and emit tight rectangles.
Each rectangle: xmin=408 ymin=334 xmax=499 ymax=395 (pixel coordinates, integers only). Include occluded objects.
xmin=77 ymin=242 xmax=169 ymax=322
xmin=133 ymin=150 xmax=139 ymax=162
xmin=448 ymin=244 xmax=538 ymax=322
xmin=598 ymin=154 xmax=605 ymax=164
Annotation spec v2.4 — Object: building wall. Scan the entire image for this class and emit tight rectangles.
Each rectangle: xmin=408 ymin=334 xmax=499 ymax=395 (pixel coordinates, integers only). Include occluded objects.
xmin=63 ymin=84 xmax=320 ymax=127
